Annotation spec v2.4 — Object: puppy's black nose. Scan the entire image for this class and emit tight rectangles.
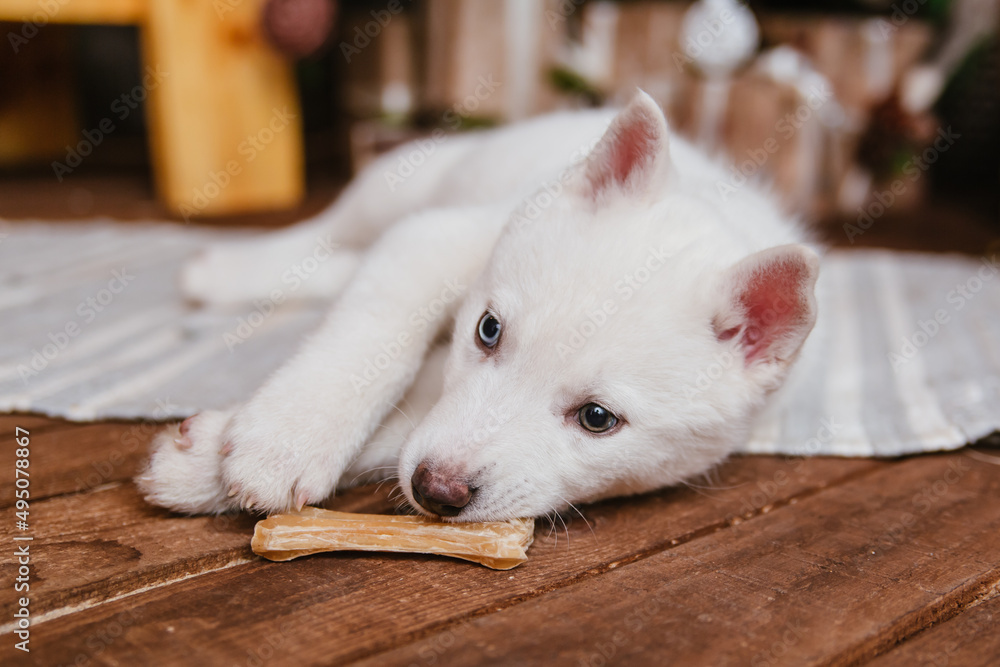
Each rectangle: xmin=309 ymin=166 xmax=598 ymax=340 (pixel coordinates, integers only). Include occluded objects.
xmin=410 ymin=462 xmax=473 ymax=517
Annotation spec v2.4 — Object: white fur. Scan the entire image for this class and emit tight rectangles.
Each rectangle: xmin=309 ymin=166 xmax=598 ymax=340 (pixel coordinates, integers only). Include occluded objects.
xmin=138 ymin=92 xmax=822 ymax=521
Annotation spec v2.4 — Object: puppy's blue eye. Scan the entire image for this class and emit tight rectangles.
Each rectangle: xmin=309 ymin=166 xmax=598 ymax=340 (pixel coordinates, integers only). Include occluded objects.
xmin=578 ymin=403 xmax=617 ymax=433
xmin=477 ymin=312 xmax=502 ymax=349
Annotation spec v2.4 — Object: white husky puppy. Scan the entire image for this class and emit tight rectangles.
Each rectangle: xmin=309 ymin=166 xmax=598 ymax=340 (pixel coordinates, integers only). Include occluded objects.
xmin=138 ymin=91 xmax=820 ymax=521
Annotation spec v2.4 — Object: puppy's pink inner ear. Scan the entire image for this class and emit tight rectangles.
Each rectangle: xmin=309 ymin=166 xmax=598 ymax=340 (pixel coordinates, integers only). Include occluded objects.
xmin=587 ymin=117 xmax=659 ymax=197
xmin=720 ymin=249 xmax=818 ymax=365
xmin=580 ymin=92 xmax=669 ymax=201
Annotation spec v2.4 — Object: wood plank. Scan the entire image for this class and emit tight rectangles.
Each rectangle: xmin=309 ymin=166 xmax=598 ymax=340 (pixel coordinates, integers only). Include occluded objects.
xmin=0 ymin=455 xmax=885 ymax=665
xmin=0 ymin=413 xmax=76 ymax=435
xmin=0 ymin=0 xmax=145 ymax=24
xmin=0 ymin=476 xmax=399 ymax=619
xmin=0 ymin=484 xmax=257 ymax=618
xmin=867 ymin=594 xmax=1000 ymax=667
xmin=0 ymin=420 xmax=167 ymax=508
xmin=356 ymin=452 xmax=1000 ymax=667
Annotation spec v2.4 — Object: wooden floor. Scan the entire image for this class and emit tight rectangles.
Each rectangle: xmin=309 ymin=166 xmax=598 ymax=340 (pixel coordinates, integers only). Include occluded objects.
xmin=0 ymin=414 xmax=998 ymax=666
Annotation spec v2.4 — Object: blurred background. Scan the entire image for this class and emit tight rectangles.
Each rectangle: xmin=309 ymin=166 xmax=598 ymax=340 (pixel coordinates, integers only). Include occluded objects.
xmin=0 ymin=0 xmax=997 ymax=253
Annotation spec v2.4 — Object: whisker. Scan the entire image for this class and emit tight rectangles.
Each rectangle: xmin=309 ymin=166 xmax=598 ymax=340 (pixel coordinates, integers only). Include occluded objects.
xmin=373 ymin=476 xmax=399 ymax=495
xmin=682 ymin=468 xmax=744 ymax=492
xmin=349 ymin=465 xmax=398 ymax=486
xmin=392 ymin=495 xmax=419 ymax=515
xmin=561 ymin=497 xmax=598 ymax=543
xmin=388 ymin=402 xmax=417 ymax=431
xmin=544 ymin=511 xmax=557 ymax=543
xmin=966 ymin=449 xmax=1000 ymax=465
xmin=555 ymin=510 xmax=569 ymax=547
xmin=678 ymin=482 xmax=719 ymax=499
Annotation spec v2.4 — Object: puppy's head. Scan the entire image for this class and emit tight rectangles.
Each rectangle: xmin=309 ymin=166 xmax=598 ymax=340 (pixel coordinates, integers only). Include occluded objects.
xmin=399 ymin=92 xmax=819 ymax=521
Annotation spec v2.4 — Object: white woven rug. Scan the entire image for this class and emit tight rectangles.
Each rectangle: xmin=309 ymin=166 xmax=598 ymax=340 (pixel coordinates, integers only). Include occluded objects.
xmin=2 ymin=220 xmax=997 ymax=457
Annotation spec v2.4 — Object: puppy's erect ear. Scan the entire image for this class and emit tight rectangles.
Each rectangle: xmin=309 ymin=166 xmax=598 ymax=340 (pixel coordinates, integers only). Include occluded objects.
xmin=575 ymin=90 xmax=671 ymax=203
xmin=714 ymin=245 xmax=820 ymax=382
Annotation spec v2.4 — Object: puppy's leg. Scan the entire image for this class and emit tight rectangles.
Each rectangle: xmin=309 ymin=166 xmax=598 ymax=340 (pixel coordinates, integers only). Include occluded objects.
xmin=138 ymin=344 xmax=447 ymax=515
xmin=340 ymin=342 xmax=448 ymax=489
xmin=215 ymin=206 xmax=504 ymax=512
xmin=181 ymin=240 xmax=362 ymax=305
xmin=181 ymin=139 xmax=475 ymax=305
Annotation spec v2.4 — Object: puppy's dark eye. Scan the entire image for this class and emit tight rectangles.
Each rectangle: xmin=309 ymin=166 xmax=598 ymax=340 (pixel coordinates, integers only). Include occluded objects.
xmin=477 ymin=312 xmax=502 ymax=349
xmin=578 ymin=403 xmax=617 ymax=433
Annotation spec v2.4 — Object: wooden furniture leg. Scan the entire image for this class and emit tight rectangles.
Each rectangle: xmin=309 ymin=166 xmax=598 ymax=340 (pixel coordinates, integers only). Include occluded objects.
xmin=142 ymin=0 xmax=304 ymax=218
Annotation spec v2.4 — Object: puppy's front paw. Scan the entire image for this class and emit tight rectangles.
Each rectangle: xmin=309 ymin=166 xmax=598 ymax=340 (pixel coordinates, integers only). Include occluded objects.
xmin=136 ymin=409 xmax=239 ymax=514
xmin=218 ymin=407 xmax=346 ymax=514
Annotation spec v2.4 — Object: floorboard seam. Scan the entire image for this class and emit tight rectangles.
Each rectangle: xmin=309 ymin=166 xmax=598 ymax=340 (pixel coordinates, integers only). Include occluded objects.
xmin=836 ymin=566 xmax=1000 ymax=666
xmin=0 ymin=479 xmax=133 ymax=511
xmin=0 ymin=556 xmax=254 ymax=635
xmin=344 ymin=461 xmax=889 ymax=664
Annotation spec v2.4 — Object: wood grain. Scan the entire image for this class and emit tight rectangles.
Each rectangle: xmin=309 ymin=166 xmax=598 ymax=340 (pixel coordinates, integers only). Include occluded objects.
xmin=0 ymin=419 xmax=165 ymax=508
xmin=0 ymin=455 xmax=884 ymax=666
xmin=356 ymin=452 xmax=1000 ymax=667
xmin=0 ymin=484 xmax=256 ymax=618
xmin=867 ymin=594 xmax=1000 ymax=667
xmin=0 ymin=471 xmax=412 ymax=619
xmin=0 ymin=414 xmax=78 ymax=435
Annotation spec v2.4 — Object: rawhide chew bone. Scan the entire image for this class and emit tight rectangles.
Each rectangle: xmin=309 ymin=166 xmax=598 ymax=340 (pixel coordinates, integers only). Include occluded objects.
xmin=251 ymin=507 xmax=535 ymax=570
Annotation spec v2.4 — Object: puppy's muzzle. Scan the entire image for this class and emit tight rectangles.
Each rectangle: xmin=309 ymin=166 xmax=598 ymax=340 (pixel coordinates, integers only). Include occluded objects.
xmin=410 ymin=462 xmax=473 ymax=517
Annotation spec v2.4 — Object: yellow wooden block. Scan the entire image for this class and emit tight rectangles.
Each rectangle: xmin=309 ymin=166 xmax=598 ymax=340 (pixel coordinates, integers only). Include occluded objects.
xmin=0 ymin=0 xmax=146 ymax=25
xmin=142 ymin=0 xmax=304 ymax=217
